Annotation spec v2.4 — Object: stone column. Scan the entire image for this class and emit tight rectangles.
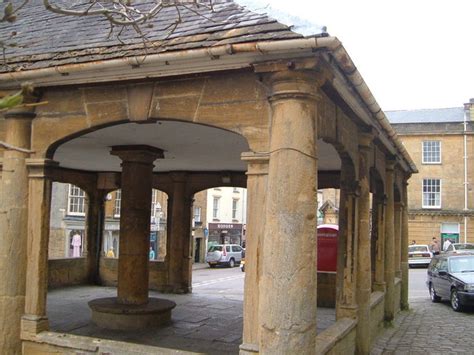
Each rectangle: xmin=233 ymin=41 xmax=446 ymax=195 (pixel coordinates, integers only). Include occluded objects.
xmin=384 ymin=161 xmax=395 ymax=322
xmin=259 ymin=70 xmax=319 ymax=354
xmin=111 ymin=146 xmax=163 ymax=305
xmin=167 ymin=173 xmax=193 ymax=294
xmin=240 ymin=152 xmax=269 ymax=355
xmin=336 ymin=163 xmax=358 ymax=320
xmin=0 ymin=109 xmax=34 ymax=353
xmin=373 ymin=195 xmax=386 ymax=292
xmin=394 ymin=201 xmax=402 ymax=279
xmin=86 ymin=188 xmax=105 ymax=284
xmin=21 ymin=159 xmax=56 ymax=341
xmin=400 ymin=181 xmax=410 ymax=310
xmin=356 ymin=133 xmax=373 ymax=355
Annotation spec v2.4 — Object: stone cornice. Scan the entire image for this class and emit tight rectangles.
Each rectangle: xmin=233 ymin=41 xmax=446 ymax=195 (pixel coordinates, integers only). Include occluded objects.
xmin=409 ymin=209 xmax=474 ymax=217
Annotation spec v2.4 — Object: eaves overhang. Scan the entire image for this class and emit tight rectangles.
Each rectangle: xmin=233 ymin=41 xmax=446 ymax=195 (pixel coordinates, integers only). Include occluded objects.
xmin=0 ymin=36 xmax=417 ymax=174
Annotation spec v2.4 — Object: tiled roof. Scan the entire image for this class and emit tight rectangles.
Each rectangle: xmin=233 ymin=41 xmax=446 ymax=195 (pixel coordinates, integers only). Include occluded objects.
xmin=0 ymin=0 xmax=323 ymax=72
xmin=386 ymin=107 xmax=465 ymax=124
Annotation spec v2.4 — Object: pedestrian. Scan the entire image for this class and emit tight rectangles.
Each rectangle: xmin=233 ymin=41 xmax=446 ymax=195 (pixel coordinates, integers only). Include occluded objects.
xmin=430 ymin=237 xmax=441 ymax=255
xmin=443 ymin=238 xmax=452 ymax=251
xmin=411 ymin=240 xmax=417 ymax=245
xmin=106 ymin=247 xmax=115 ymax=258
xmin=149 ymin=247 xmax=155 ymax=260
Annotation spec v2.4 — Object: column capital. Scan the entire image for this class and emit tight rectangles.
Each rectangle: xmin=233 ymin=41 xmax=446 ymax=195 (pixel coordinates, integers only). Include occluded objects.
xmin=111 ymin=145 xmax=164 ymax=164
xmin=358 ymin=131 xmax=375 ymax=149
xmin=386 ymin=159 xmax=397 ymax=172
xmin=26 ymin=159 xmax=59 ymax=178
xmin=241 ymin=151 xmax=269 ymax=176
xmin=268 ymin=70 xmax=320 ymax=103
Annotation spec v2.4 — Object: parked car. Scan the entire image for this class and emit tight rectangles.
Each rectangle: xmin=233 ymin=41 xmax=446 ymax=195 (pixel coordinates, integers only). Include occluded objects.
xmin=427 ymin=253 xmax=474 ymax=311
xmin=206 ymin=244 xmax=243 ymax=268
xmin=240 ymin=248 xmax=246 ymax=272
xmin=444 ymin=243 xmax=474 ymax=254
xmin=408 ymin=244 xmax=433 ymax=267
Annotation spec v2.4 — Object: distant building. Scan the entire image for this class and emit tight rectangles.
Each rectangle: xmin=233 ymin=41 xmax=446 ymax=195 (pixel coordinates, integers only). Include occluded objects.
xmin=386 ymin=99 xmax=474 ymax=246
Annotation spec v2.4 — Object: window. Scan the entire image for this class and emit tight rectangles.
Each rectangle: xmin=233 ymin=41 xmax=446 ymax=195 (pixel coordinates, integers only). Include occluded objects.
xmin=67 ymin=184 xmax=86 ymax=216
xmin=213 ymin=197 xmax=220 ymax=219
xmin=422 ymin=141 xmax=441 ymax=164
xmin=151 ymin=189 xmax=161 ymax=218
xmin=194 ymin=207 xmax=201 ymax=222
xmin=232 ymin=199 xmax=238 ymax=219
xmin=422 ymin=179 xmax=441 ymax=208
xmin=114 ymin=190 xmax=121 ymax=217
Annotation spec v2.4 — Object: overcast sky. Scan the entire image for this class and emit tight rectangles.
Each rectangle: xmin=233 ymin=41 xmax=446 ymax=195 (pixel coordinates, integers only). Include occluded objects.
xmin=240 ymin=0 xmax=474 ymax=111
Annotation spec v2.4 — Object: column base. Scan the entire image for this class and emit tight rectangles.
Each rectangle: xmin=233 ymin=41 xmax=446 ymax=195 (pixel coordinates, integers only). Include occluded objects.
xmin=336 ymin=304 xmax=358 ymax=320
xmin=240 ymin=342 xmax=259 ymax=354
xmin=88 ymin=297 xmax=176 ymax=330
xmin=21 ymin=315 xmax=49 ymax=341
xmin=373 ymin=282 xmax=386 ymax=293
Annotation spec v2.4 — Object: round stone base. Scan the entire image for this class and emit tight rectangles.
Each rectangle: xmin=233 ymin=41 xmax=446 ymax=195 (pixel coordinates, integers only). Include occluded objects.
xmin=88 ymin=297 xmax=176 ymax=330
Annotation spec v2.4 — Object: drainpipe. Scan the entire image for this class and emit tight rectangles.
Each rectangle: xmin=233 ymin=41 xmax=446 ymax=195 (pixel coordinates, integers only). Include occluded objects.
xmin=464 ymin=101 xmax=470 ymax=243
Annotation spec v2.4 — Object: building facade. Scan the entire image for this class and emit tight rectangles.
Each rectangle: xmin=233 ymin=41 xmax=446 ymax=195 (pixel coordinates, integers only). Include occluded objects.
xmin=387 ymin=99 xmax=474 ymax=246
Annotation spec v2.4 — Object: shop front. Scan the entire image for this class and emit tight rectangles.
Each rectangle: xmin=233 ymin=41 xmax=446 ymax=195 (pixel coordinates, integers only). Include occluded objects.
xmin=208 ymin=223 xmax=243 ymax=246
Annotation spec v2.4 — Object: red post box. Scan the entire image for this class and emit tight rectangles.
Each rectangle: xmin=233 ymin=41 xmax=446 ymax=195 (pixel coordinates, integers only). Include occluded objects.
xmin=317 ymin=224 xmax=338 ymax=272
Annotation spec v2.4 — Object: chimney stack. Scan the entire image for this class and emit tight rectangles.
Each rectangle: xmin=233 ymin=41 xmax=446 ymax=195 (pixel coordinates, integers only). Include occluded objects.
xmin=464 ymin=98 xmax=474 ymax=121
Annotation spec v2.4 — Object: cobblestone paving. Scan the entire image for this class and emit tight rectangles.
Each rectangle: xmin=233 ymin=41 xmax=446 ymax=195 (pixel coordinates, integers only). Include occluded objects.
xmin=372 ymin=298 xmax=474 ymax=354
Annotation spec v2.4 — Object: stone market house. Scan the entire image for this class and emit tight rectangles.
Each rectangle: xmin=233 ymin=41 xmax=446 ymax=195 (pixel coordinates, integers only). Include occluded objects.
xmin=0 ymin=1 xmax=416 ymax=354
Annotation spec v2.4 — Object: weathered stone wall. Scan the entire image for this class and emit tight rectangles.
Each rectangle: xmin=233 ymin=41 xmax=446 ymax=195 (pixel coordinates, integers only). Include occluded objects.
xmin=315 ymin=318 xmax=356 ymax=355
xmin=317 ymin=272 xmax=336 ymax=308
xmin=48 ymin=258 xmax=88 ymax=288
xmin=99 ymin=257 xmax=168 ymax=290
xmin=370 ymin=291 xmax=385 ymax=346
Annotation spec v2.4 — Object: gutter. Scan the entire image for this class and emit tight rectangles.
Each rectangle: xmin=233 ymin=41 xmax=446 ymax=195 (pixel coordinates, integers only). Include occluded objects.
xmin=0 ymin=36 xmax=416 ymax=173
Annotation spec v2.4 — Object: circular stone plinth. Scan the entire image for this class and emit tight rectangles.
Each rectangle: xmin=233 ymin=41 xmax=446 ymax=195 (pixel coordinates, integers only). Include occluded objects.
xmin=88 ymin=297 xmax=176 ymax=330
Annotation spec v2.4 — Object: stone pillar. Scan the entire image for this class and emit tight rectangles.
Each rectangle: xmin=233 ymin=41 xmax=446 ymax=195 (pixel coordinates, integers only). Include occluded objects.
xmin=86 ymin=188 xmax=105 ymax=284
xmin=384 ymin=161 xmax=395 ymax=322
xmin=400 ymin=181 xmax=410 ymax=310
xmin=111 ymin=146 xmax=163 ymax=305
xmin=259 ymin=70 xmax=319 ymax=354
xmin=166 ymin=173 xmax=193 ymax=294
xmin=21 ymin=159 xmax=56 ymax=341
xmin=336 ymin=162 xmax=358 ymax=320
xmin=356 ymin=133 xmax=373 ymax=355
xmin=394 ymin=202 xmax=402 ymax=279
xmin=0 ymin=110 xmax=34 ymax=353
xmin=373 ymin=195 xmax=386 ymax=292
xmin=240 ymin=152 xmax=269 ymax=355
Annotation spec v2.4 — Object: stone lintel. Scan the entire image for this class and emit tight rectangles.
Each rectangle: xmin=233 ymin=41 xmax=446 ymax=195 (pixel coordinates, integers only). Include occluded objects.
xmin=110 ymin=145 xmax=164 ymax=164
xmin=253 ymin=57 xmax=320 ymax=74
xmin=4 ymin=111 xmax=36 ymax=120
xmin=21 ymin=315 xmax=49 ymax=340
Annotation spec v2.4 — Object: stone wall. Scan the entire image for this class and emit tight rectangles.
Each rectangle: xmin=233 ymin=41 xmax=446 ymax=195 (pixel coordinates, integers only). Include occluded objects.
xmin=408 ymin=214 xmax=474 ymax=245
xmin=48 ymin=258 xmax=88 ymax=288
xmin=99 ymin=257 xmax=168 ymax=291
xmin=315 ymin=318 xmax=357 ymax=354
xmin=370 ymin=291 xmax=385 ymax=346
xmin=48 ymin=228 xmax=67 ymax=259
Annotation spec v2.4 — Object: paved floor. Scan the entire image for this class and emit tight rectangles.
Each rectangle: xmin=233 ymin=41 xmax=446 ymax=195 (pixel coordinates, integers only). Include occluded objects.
xmin=372 ymin=281 xmax=474 ymax=354
xmin=47 ymin=265 xmax=336 ymax=354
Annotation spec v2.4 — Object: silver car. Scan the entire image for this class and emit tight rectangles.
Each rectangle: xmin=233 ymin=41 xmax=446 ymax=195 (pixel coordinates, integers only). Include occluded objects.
xmin=445 ymin=243 xmax=474 ymax=254
xmin=408 ymin=244 xmax=433 ymax=267
xmin=206 ymin=244 xmax=243 ymax=268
